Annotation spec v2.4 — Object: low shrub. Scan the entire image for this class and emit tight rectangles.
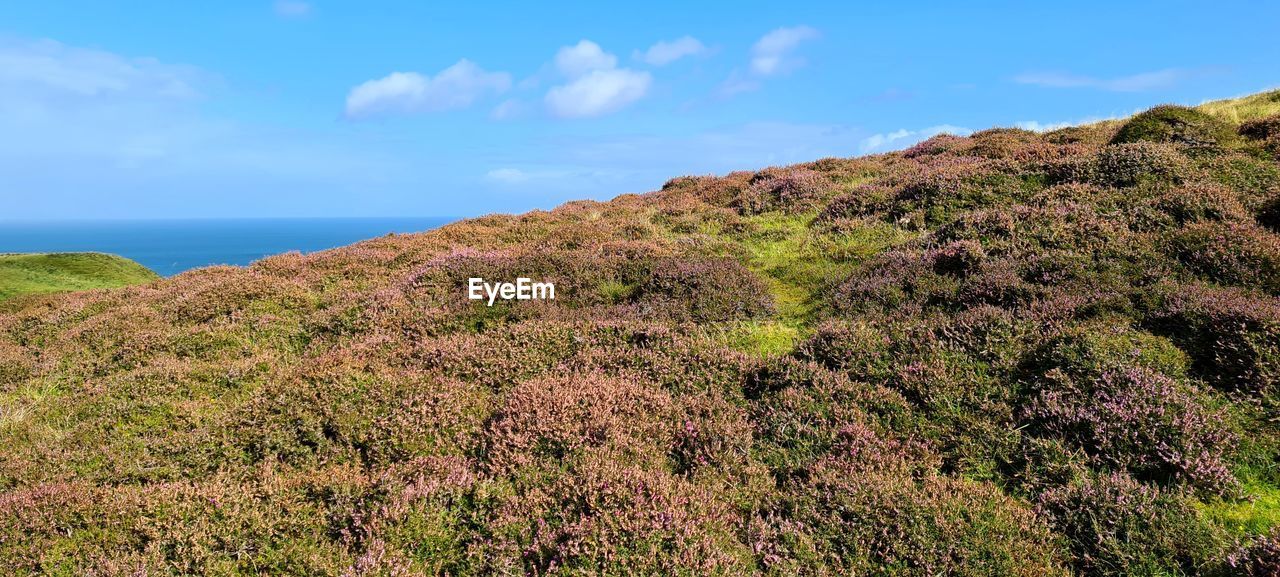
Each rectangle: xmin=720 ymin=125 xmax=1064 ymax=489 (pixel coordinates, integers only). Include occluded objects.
xmin=1170 ymin=221 xmax=1280 ymax=295
xmin=1112 ymin=105 xmax=1240 ymax=151
xmin=481 ymin=371 xmax=676 ymax=474
xmin=1239 ymin=114 xmax=1280 ymax=141
xmin=1023 ymin=365 xmax=1238 ymax=495
xmin=1037 ymin=472 xmax=1232 ymax=577
xmin=1144 ymin=284 xmax=1280 ymax=399
xmin=1092 ymin=142 xmax=1190 ymax=187
xmin=733 ymin=167 xmax=834 ymax=215
xmin=1226 ymin=528 xmax=1280 ymax=577
xmin=491 ymin=453 xmax=754 ymax=574
xmin=754 ymin=462 xmax=1070 ymax=575
xmin=639 ymin=257 xmax=775 ymax=322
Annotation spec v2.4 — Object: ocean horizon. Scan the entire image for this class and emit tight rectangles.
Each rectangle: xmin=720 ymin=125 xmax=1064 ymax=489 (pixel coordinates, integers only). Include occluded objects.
xmin=0 ymin=217 xmax=456 ymax=277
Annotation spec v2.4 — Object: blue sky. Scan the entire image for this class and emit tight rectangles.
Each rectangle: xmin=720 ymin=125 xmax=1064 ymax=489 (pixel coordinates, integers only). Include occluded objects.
xmin=2 ymin=1 xmax=1277 ymax=219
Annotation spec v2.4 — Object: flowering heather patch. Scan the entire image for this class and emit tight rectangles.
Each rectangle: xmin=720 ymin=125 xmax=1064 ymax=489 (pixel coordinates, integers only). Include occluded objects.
xmin=3 ymin=95 xmax=1280 ymax=573
xmin=731 ymin=167 xmax=836 ymax=215
xmin=1143 ymin=283 xmax=1280 ymax=399
xmin=1037 ymin=471 xmax=1233 ymax=576
xmin=1227 ymin=528 xmax=1280 ymax=577
xmin=1170 ymin=221 xmax=1280 ymax=295
xmin=1091 ymin=142 xmax=1191 ymax=187
xmin=1024 ymin=366 xmax=1238 ymax=496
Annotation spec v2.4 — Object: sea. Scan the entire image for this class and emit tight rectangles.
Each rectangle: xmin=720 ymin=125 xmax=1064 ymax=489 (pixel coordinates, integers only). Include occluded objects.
xmin=0 ymin=217 xmax=455 ymax=277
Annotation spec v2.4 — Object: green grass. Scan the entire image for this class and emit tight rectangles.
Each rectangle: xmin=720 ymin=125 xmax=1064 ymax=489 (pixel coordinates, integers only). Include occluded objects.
xmin=1198 ymin=88 xmax=1280 ymax=123
xmin=1202 ymin=480 xmax=1280 ymax=538
xmin=0 ymin=253 xmax=159 ymax=302
xmin=726 ymin=212 xmax=916 ymax=329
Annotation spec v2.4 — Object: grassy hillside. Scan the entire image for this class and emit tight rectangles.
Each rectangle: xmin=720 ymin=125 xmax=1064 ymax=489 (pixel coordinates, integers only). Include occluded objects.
xmin=0 ymin=253 xmax=158 ymax=302
xmin=0 ymin=91 xmax=1278 ymax=575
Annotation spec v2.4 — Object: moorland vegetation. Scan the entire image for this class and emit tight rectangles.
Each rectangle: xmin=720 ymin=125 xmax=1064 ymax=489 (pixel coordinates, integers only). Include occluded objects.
xmin=2 ymin=91 xmax=1280 ymax=575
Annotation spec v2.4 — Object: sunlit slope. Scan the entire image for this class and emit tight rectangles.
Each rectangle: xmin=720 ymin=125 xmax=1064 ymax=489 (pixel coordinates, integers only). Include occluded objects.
xmin=0 ymin=91 xmax=1278 ymax=575
xmin=0 ymin=252 xmax=158 ymax=302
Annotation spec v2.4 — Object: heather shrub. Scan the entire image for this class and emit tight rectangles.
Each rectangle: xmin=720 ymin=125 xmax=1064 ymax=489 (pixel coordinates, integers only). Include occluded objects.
xmin=415 ymin=322 xmax=580 ymax=389
xmin=732 ymin=167 xmax=834 ymax=215
xmin=1261 ymin=195 xmax=1280 ymax=232
xmin=668 ymin=389 xmax=756 ymax=480
xmin=1143 ymin=283 xmax=1280 ymax=398
xmin=1170 ymin=221 xmax=1280 ymax=295
xmin=830 ymin=249 xmax=956 ymax=315
xmin=967 ymin=127 xmax=1053 ymax=162
xmin=0 ymin=341 xmax=32 ymax=388
xmin=1226 ymin=528 xmax=1280 ymax=577
xmin=161 ymin=267 xmax=312 ymax=325
xmin=1091 ymin=142 xmax=1190 ymax=187
xmin=1112 ymin=105 xmax=1240 ymax=151
xmin=746 ymin=357 xmax=917 ymax=473
xmin=638 ymin=257 xmax=774 ymax=322
xmin=349 ymin=456 xmax=485 ymax=575
xmin=755 ymin=462 xmax=1070 ymax=576
xmin=1023 ymin=365 xmax=1238 ymax=495
xmin=481 ymin=371 xmax=676 ymax=474
xmin=902 ymin=133 xmax=973 ymax=158
xmin=1045 ymin=123 xmax=1117 ymax=146
xmin=488 ymin=453 xmax=754 ymax=575
xmin=815 ymin=182 xmax=897 ymax=222
xmin=888 ymin=157 xmax=1036 ymax=227
xmin=1037 ymin=472 xmax=1232 ymax=576
xmin=801 ymin=156 xmax=879 ymax=183
xmin=1142 ymin=182 xmax=1251 ymax=228
xmin=1202 ymin=153 xmax=1280 ymax=211
xmin=663 ymin=171 xmax=752 ymax=208
xmin=1028 ymin=322 xmax=1191 ymax=379
xmin=1239 ymin=114 xmax=1280 ymax=141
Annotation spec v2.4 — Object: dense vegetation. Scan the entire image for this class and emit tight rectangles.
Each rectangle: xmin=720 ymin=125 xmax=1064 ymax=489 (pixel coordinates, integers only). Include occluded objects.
xmin=0 ymin=253 xmax=158 ymax=302
xmin=2 ymin=91 xmax=1280 ymax=576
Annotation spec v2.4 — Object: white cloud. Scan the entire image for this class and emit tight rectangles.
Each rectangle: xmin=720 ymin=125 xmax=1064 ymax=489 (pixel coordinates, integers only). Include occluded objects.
xmin=636 ymin=36 xmax=706 ymax=66
xmin=544 ymin=40 xmax=650 ymax=119
xmin=860 ymin=124 xmax=971 ymax=153
xmin=273 ymin=0 xmax=312 ymax=18
xmin=344 ymin=59 xmax=511 ymax=118
xmin=490 ymin=98 xmax=527 ymax=120
xmin=554 ymin=40 xmax=617 ymax=78
xmin=1015 ymin=114 xmax=1121 ymax=133
xmin=546 ymin=68 xmax=651 ymax=118
xmin=1014 ymin=120 xmax=1075 ymax=132
xmin=1013 ymin=68 xmax=1187 ymax=92
xmin=485 ymin=168 xmax=530 ymax=183
xmin=750 ymin=26 xmax=819 ymax=76
xmin=0 ymin=37 xmax=202 ymax=99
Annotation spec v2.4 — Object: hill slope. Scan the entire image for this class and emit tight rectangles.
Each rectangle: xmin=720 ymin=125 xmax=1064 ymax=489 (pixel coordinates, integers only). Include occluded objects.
xmin=1 ymin=92 xmax=1279 ymax=575
xmin=0 ymin=252 xmax=158 ymax=302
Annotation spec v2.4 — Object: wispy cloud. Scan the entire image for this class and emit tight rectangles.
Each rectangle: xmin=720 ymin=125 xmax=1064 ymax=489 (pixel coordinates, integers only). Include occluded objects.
xmin=1013 ymin=120 xmax=1075 ymax=132
xmin=0 ymin=36 xmax=412 ymax=218
xmin=719 ymin=26 xmax=819 ymax=96
xmin=344 ymin=60 xmax=511 ymax=119
xmin=751 ymin=26 xmax=819 ymax=76
xmin=273 ymin=0 xmax=312 ymax=18
xmin=1014 ymin=113 xmax=1122 ymax=133
xmin=544 ymin=40 xmax=650 ymax=119
xmin=635 ymin=36 xmax=706 ymax=66
xmin=1013 ymin=68 xmax=1189 ymax=92
xmin=0 ymin=37 xmax=203 ymax=99
xmin=490 ymin=98 xmax=527 ymax=120
xmin=860 ymin=124 xmax=971 ymax=153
